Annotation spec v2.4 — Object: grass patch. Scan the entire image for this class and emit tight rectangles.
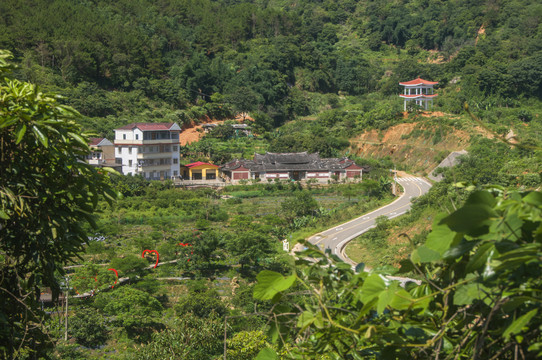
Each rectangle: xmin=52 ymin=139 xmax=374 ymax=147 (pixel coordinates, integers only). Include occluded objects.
xmin=345 ymin=205 xmax=435 ymax=268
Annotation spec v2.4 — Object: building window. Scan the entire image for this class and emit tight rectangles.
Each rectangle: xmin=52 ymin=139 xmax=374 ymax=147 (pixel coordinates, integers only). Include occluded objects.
xmin=135 ymin=134 xmax=139 ymax=140
xmin=128 ymin=147 xmax=132 ymax=155
xmin=117 ymin=147 xmax=121 ymax=154
xmin=115 ymin=158 xmax=122 ymax=165
xmin=123 ymin=134 xmax=126 ymax=140
xmin=173 ymin=171 xmax=178 ymax=176
xmin=129 ymin=160 xmax=133 ymax=167
xmin=173 ymin=145 xmax=178 ymax=151
xmin=173 ymin=158 xmax=178 ymax=164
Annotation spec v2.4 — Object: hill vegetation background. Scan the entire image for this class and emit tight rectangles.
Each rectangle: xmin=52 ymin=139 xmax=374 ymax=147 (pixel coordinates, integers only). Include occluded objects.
xmin=2 ymin=0 xmax=542 ymax=359
xmin=1 ymin=0 xmax=541 ymax=137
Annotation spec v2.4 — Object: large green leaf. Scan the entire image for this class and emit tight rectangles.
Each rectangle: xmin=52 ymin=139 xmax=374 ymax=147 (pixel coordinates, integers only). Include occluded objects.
xmin=388 ymin=287 xmax=414 ymax=311
xmin=465 ymin=242 xmax=495 ymax=274
xmin=489 ymin=211 xmax=523 ymax=242
xmin=411 ymin=245 xmax=441 ymax=264
xmin=253 ymin=271 xmax=296 ymax=301
xmin=443 ymin=240 xmax=479 ymax=260
xmin=503 ymin=309 xmax=538 ymax=341
xmin=255 ymin=347 xmax=278 ymax=360
xmin=523 ymin=192 xmax=542 ymax=207
xmin=440 ymin=204 xmax=496 ymax=235
xmin=15 ymin=124 xmax=26 ymax=144
xmin=68 ymin=132 xmax=89 ymax=149
xmin=0 ymin=209 xmax=10 ymax=220
xmin=424 ymin=213 xmax=458 ymax=256
xmin=453 ymin=277 xmax=490 ymax=306
xmin=297 ymin=310 xmax=315 ymax=330
xmin=377 ymin=286 xmax=394 ymax=314
xmin=465 ymin=190 xmax=496 ymax=207
xmin=358 ymin=273 xmax=387 ymax=304
xmin=31 ymin=125 xmax=48 ymax=148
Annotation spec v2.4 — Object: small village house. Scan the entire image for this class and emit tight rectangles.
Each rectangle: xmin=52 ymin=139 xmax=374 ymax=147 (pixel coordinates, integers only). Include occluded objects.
xmin=180 ymin=161 xmax=220 ymax=180
xmin=87 ymin=137 xmax=115 ymax=166
xmin=221 ymin=152 xmax=366 ymax=183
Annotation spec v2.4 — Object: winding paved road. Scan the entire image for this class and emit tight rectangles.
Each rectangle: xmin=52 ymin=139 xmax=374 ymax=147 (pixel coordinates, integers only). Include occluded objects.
xmin=308 ymin=175 xmax=432 ymax=265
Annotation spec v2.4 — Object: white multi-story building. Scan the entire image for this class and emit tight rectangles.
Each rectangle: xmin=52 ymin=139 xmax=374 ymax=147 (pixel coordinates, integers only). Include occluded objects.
xmin=113 ymin=123 xmax=181 ymax=180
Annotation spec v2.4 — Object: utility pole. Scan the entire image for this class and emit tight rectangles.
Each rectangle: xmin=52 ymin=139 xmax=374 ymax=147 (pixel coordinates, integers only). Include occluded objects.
xmin=64 ymin=276 xmax=69 ymax=341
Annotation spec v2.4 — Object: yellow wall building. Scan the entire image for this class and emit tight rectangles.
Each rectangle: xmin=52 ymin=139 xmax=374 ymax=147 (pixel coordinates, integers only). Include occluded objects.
xmin=180 ymin=161 xmax=219 ymax=180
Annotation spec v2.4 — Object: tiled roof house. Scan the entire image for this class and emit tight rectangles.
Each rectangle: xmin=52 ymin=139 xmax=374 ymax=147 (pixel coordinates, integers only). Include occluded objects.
xmin=221 ymin=152 xmax=367 ymax=182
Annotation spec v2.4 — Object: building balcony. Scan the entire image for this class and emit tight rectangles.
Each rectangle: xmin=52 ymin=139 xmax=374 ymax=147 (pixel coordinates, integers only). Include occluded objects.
xmin=114 ymin=139 xmax=178 ymax=146
xmin=138 ymin=162 xmax=173 ymax=169
xmin=137 ymin=151 xmax=173 ymax=159
xmin=399 ymin=94 xmax=437 ymax=98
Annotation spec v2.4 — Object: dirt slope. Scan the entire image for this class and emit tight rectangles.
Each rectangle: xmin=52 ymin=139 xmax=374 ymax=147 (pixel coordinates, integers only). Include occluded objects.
xmin=179 ymin=114 xmax=253 ymax=146
xmin=350 ymin=115 xmax=490 ymax=174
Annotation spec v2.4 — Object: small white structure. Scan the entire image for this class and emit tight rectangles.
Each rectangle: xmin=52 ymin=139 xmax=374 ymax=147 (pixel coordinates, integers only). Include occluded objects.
xmin=282 ymin=239 xmax=290 ymax=252
xmin=113 ymin=123 xmax=181 ymax=180
xmin=399 ymin=77 xmax=438 ymax=110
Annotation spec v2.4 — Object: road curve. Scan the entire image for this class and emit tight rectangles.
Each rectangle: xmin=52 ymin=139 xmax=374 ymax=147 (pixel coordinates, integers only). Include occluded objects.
xmin=308 ymin=176 xmax=432 ymax=265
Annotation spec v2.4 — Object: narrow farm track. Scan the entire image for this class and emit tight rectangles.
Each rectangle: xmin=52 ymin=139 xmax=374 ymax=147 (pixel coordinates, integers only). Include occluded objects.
xmin=308 ymin=174 xmax=432 ymax=268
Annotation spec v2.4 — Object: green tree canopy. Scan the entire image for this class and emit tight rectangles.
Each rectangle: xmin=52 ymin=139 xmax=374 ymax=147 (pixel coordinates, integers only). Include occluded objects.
xmin=95 ymin=286 xmax=163 ymax=331
xmin=68 ymin=308 xmax=109 ymax=349
xmin=281 ymin=191 xmax=319 ymax=220
xmin=136 ymin=313 xmax=224 ymax=360
xmin=0 ymin=50 xmax=117 ymax=359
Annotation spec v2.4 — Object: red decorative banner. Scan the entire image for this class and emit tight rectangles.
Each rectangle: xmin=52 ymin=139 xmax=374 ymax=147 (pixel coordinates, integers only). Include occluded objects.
xmin=107 ymin=268 xmax=118 ymax=288
xmin=141 ymin=249 xmax=160 ymax=268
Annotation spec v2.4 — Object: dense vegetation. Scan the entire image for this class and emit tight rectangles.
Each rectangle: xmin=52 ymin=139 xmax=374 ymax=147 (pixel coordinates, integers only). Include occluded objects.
xmin=1 ymin=0 xmax=541 ymax=142
xmin=0 ymin=51 xmax=117 ymax=359
xmin=34 ymin=176 xmax=390 ymax=358
xmin=256 ymin=187 xmax=542 ymax=359
xmin=2 ymin=0 xmax=542 ymax=358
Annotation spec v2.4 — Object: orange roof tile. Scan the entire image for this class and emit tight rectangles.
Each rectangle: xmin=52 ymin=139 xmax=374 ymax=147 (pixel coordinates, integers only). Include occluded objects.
xmin=399 ymin=77 xmax=438 ymax=86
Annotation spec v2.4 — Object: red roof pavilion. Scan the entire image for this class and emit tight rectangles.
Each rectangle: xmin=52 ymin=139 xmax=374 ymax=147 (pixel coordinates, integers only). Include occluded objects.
xmin=399 ymin=77 xmax=438 ymax=86
xmin=399 ymin=78 xmax=438 ymax=110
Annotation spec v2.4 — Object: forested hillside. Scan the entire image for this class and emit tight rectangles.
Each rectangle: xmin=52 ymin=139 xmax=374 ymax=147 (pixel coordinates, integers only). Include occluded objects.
xmin=1 ymin=0 xmax=541 ymax=140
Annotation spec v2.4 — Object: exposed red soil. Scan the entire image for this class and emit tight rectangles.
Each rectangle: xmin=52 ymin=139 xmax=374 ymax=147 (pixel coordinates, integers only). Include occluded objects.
xmin=349 ymin=113 xmax=494 ymax=174
xmin=179 ymin=114 xmax=253 ymax=146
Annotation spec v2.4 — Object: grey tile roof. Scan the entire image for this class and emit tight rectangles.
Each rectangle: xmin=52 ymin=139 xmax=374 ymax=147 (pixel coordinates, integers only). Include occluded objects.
xmin=221 ymin=152 xmax=368 ymax=173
